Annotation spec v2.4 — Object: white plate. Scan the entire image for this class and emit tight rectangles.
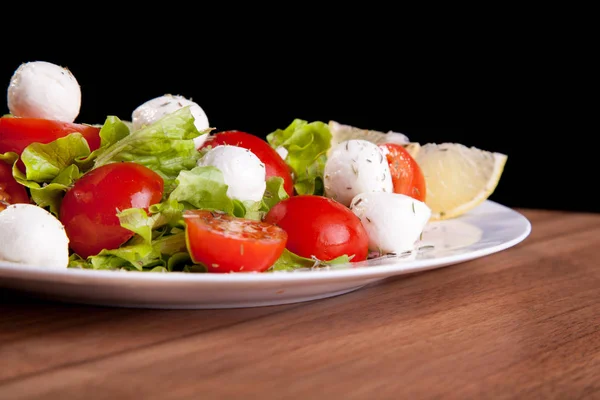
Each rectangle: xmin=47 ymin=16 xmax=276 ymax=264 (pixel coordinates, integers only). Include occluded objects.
xmin=0 ymin=200 xmax=531 ymax=309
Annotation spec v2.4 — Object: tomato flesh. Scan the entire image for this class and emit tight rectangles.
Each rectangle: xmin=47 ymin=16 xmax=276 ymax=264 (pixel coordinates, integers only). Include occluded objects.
xmin=59 ymin=162 xmax=164 ymax=258
xmin=0 ymin=117 xmax=102 ymax=156
xmin=201 ymin=130 xmax=294 ymax=196
xmin=379 ymin=143 xmax=427 ymax=202
xmin=263 ymin=195 xmax=369 ymax=262
xmin=0 ymin=160 xmax=29 ymax=211
xmin=184 ymin=210 xmax=288 ymax=273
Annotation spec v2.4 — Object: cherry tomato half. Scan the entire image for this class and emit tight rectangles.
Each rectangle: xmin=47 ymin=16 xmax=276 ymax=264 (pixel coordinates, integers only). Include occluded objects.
xmin=0 ymin=160 xmax=29 ymax=211
xmin=201 ymin=130 xmax=294 ymax=196
xmin=183 ymin=210 xmax=288 ymax=273
xmin=59 ymin=162 xmax=164 ymax=258
xmin=379 ymin=143 xmax=427 ymax=202
xmin=0 ymin=117 xmax=102 ymax=156
xmin=263 ymin=195 xmax=369 ymax=262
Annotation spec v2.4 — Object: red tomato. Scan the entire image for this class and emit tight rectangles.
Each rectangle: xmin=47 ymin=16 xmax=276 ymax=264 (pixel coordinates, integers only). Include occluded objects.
xmin=263 ymin=195 xmax=369 ymax=262
xmin=201 ymin=130 xmax=294 ymax=196
xmin=59 ymin=162 xmax=164 ymax=258
xmin=0 ymin=160 xmax=30 ymax=211
xmin=0 ymin=117 xmax=102 ymax=156
xmin=379 ymin=143 xmax=427 ymax=202
xmin=183 ymin=210 xmax=288 ymax=273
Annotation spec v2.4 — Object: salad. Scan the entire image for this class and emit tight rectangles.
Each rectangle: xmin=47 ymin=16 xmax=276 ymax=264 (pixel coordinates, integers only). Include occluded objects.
xmin=0 ymin=61 xmax=439 ymax=274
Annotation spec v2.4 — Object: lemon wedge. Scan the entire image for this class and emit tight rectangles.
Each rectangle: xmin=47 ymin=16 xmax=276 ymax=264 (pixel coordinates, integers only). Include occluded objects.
xmin=328 ymin=120 xmax=420 ymax=158
xmin=414 ymin=142 xmax=507 ymax=220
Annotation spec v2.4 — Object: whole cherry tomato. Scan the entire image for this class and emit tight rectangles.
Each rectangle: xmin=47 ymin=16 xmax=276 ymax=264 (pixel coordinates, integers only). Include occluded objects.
xmin=59 ymin=162 xmax=164 ymax=258
xmin=264 ymin=195 xmax=369 ymax=262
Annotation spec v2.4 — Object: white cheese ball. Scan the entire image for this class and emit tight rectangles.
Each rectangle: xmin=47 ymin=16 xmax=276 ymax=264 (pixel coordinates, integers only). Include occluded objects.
xmin=350 ymin=192 xmax=431 ymax=254
xmin=132 ymin=94 xmax=210 ymax=147
xmin=7 ymin=61 xmax=82 ymax=122
xmin=0 ymin=204 xmax=70 ymax=268
xmin=197 ymin=145 xmax=266 ymax=202
xmin=324 ymin=139 xmax=393 ymax=206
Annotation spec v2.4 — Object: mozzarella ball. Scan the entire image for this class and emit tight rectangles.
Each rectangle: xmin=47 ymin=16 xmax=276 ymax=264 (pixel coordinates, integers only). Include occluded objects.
xmin=197 ymin=145 xmax=266 ymax=202
xmin=132 ymin=94 xmax=210 ymax=147
xmin=324 ymin=139 xmax=393 ymax=206
xmin=0 ymin=204 xmax=70 ymax=268
xmin=7 ymin=61 xmax=82 ymax=122
xmin=350 ymin=192 xmax=431 ymax=254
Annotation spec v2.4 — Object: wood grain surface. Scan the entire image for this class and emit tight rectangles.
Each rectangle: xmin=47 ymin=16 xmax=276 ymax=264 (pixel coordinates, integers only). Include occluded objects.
xmin=1 ymin=208 xmax=599 ymax=400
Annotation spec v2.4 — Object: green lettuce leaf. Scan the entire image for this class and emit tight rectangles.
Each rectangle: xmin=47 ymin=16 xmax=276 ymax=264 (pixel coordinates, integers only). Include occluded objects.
xmin=0 ymin=152 xmax=19 ymax=169
xmin=167 ymin=165 xmax=265 ymax=220
xmin=266 ymin=119 xmax=331 ymax=196
xmin=117 ymin=207 xmax=159 ymax=245
xmin=75 ymin=116 xmax=131 ymax=170
xmin=169 ymin=252 xmax=207 ymax=272
xmin=148 ymin=198 xmax=187 ymax=230
xmin=28 ymin=165 xmax=81 ymax=215
xmin=97 ymin=116 xmax=131 ymax=147
xmin=3 ymin=150 xmax=82 ymax=216
xmin=21 ymin=133 xmax=90 ymax=182
xmin=92 ymin=107 xmax=210 ymax=195
xmin=90 ymin=242 xmax=162 ymax=271
xmin=70 ymin=207 xmax=198 ymax=272
xmin=70 ymin=233 xmax=190 ymax=272
xmin=261 ymin=176 xmax=289 ymax=211
xmin=268 ymin=249 xmax=351 ymax=271
xmin=168 ymin=165 xmax=236 ymax=215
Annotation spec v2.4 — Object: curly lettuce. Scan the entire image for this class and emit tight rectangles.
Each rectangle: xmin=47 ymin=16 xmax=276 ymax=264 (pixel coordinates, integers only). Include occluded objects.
xmin=266 ymin=119 xmax=331 ymax=195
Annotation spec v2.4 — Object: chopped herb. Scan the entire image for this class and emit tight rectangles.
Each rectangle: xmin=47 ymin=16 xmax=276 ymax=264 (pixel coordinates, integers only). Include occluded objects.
xmin=311 ymin=255 xmax=322 ymax=269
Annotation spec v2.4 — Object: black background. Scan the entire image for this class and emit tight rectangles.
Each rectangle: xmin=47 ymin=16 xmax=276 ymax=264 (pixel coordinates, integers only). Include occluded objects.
xmin=0 ymin=33 xmax=591 ymax=214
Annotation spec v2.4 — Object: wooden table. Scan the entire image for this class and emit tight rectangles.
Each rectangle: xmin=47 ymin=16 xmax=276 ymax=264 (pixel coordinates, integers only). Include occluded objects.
xmin=1 ymin=207 xmax=599 ymax=399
